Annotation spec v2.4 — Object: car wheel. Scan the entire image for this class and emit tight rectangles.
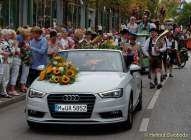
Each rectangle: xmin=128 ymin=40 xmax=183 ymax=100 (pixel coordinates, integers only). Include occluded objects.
xmin=136 ymin=81 xmax=143 ymax=111
xmin=123 ymin=95 xmax=133 ymax=130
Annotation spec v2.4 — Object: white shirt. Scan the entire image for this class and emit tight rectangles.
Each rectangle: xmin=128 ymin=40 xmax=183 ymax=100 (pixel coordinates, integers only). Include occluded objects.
xmin=166 ymin=38 xmax=178 ymax=50
xmin=9 ymin=39 xmax=21 ymax=65
xmin=127 ymin=23 xmax=138 ymax=33
xmin=142 ymin=37 xmax=167 ymax=57
xmin=0 ymin=39 xmax=14 ymax=64
xmin=57 ymin=38 xmax=69 ymax=50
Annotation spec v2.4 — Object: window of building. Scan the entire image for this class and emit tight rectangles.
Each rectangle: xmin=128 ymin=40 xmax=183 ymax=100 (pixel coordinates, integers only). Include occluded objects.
xmin=33 ymin=0 xmax=57 ymax=27
xmin=0 ymin=0 xmax=19 ymax=28
xmin=67 ymin=2 xmax=81 ymax=28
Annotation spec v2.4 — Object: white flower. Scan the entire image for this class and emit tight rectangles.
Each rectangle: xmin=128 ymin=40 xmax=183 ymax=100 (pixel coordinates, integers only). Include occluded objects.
xmin=59 ymin=67 xmax=64 ymax=72
xmin=53 ymin=61 xmax=58 ymax=65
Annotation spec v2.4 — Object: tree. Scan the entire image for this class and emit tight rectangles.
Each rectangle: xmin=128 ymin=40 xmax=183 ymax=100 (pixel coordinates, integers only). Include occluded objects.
xmin=175 ymin=2 xmax=191 ymax=25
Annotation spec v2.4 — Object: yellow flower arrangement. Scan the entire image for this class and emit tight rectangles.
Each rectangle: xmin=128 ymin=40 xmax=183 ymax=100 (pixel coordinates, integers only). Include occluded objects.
xmin=39 ymin=55 xmax=78 ymax=85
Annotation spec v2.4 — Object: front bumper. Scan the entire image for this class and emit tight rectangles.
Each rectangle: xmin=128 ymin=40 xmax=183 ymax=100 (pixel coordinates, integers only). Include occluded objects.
xmin=25 ymin=93 xmax=129 ymax=125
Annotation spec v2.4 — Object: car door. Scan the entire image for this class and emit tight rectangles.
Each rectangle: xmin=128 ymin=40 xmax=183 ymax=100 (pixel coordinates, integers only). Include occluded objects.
xmin=122 ymin=53 xmax=139 ymax=107
xmin=132 ymin=71 xmax=142 ymax=105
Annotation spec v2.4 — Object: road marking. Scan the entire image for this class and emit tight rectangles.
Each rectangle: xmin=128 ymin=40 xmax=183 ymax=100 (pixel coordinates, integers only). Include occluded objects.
xmin=139 ymin=77 xmax=169 ymax=132
xmin=147 ymin=90 xmax=161 ymax=109
xmin=139 ymin=118 xmax=150 ymax=132
xmin=147 ymin=77 xmax=169 ymax=110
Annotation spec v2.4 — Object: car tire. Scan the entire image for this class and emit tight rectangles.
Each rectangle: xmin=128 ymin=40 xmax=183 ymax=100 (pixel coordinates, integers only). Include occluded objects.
xmin=123 ymin=94 xmax=133 ymax=130
xmin=136 ymin=81 xmax=143 ymax=111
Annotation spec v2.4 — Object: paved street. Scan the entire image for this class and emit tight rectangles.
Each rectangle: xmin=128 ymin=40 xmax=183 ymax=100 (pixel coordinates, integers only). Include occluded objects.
xmin=0 ymin=55 xmax=191 ymax=140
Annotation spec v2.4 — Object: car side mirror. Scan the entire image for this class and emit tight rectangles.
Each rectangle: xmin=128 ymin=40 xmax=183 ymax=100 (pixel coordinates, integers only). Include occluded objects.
xmin=129 ymin=64 xmax=141 ymax=74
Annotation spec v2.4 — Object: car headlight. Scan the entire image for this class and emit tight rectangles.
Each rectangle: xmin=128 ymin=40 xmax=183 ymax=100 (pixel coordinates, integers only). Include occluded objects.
xmin=98 ymin=89 xmax=123 ymax=98
xmin=28 ymin=89 xmax=46 ymax=98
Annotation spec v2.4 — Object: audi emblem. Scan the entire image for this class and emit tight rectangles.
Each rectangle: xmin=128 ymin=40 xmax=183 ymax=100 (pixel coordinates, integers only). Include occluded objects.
xmin=63 ymin=95 xmax=80 ymax=102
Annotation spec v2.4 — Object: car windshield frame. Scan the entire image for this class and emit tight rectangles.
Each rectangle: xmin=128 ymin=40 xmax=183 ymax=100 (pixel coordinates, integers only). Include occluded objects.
xmin=59 ymin=50 xmax=126 ymax=72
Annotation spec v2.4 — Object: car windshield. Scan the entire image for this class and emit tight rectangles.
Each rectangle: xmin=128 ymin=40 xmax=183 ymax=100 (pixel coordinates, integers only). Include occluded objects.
xmin=59 ymin=50 xmax=124 ymax=72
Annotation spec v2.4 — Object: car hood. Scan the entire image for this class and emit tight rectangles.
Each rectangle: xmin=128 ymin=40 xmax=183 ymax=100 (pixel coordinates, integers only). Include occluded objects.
xmin=30 ymin=72 xmax=130 ymax=93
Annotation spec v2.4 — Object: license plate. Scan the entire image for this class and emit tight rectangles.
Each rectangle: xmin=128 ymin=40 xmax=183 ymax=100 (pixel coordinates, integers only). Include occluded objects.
xmin=54 ymin=104 xmax=87 ymax=112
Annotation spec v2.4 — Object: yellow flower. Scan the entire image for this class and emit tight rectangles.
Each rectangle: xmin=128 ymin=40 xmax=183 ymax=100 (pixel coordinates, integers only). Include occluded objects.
xmin=52 ymin=67 xmax=56 ymax=71
xmin=59 ymin=58 xmax=65 ymax=63
xmin=53 ymin=68 xmax=61 ymax=75
xmin=49 ymin=75 xmax=55 ymax=83
xmin=61 ymin=76 xmax=70 ymax=85
xmin=39 ymin=70 xmax=46 ymax=80
xmin=58 ymin=63 xmax=64 ymax=67
xmin=53 ymin=56 xmax=65 ymax=63
xmin=66 ymin=69 xmax=76 ymax=78
xmin=53 ymin=61 xmax=58 ymax=66
xmin=53 ymin=76 xmax=60 ymax=83
xmin=53 ymin=56 xmax=62 ymax=60
xmin=59 ymin=67 xmax=64 ymax=72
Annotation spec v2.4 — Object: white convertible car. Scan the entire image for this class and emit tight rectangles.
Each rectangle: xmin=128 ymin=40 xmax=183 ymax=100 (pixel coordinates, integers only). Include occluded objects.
xmin=26 ymin=49 xmax=142 ymax=129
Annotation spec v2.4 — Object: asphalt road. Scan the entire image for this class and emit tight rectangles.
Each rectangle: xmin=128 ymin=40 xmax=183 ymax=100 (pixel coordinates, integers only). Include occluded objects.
xmin=0 ymin=56 xmax=191 ymax=140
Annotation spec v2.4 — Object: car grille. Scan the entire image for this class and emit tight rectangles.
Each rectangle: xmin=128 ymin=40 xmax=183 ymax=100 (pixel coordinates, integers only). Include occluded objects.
xmin=47 ymin=94 xmax=96 ymax=119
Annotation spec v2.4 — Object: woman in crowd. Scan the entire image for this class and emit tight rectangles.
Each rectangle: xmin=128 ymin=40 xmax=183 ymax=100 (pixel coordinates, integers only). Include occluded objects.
xmin=0 ymin=29 xmax=14 ymax=98
xmin=138 ymin=15 xmax=151 ymax=33
xmin=19 ymin=29 xmax=32 ymax=92
xmin=127 ymin=16 xmax=138 ymax=33
xmin=74 ymin=28 xmax=86 ymax=48
xmin=57 ymin=28 xmax=69 ymax=50
xmin=67 ymin=29 xmax=75 ymax=49
xmin=48 ymin=30 xmax=59 ymax=57
xmin=8 ymin=29 xmax=21 ymax=96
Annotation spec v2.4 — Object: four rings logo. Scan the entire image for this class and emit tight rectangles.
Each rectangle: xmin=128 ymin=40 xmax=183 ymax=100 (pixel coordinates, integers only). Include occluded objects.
xmin=63 ymin=95 xmax=80 ymax=102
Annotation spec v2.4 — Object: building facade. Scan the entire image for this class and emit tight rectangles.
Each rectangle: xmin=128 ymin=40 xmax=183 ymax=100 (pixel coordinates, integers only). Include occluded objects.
xmin=0 ymin=0 xmax=121 ymax=32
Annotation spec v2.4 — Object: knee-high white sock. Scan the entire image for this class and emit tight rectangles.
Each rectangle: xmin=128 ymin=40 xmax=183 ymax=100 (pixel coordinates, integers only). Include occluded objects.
xmin=157 ymin=72 xmax=161 ymax=85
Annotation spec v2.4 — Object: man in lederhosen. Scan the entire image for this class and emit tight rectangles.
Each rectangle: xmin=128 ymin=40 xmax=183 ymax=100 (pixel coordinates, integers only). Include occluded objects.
xmin=142 ymin=24 xmax=167 ymax=89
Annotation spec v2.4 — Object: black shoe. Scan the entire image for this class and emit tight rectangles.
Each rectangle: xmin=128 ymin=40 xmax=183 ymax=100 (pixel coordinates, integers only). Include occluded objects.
xmin=169 ymin=74 xmax=173 ymax=77
xmin=150 ymin=83 xmax=155 ymax=89
xmin=157 ymin=84 xmax=162 ymax=89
